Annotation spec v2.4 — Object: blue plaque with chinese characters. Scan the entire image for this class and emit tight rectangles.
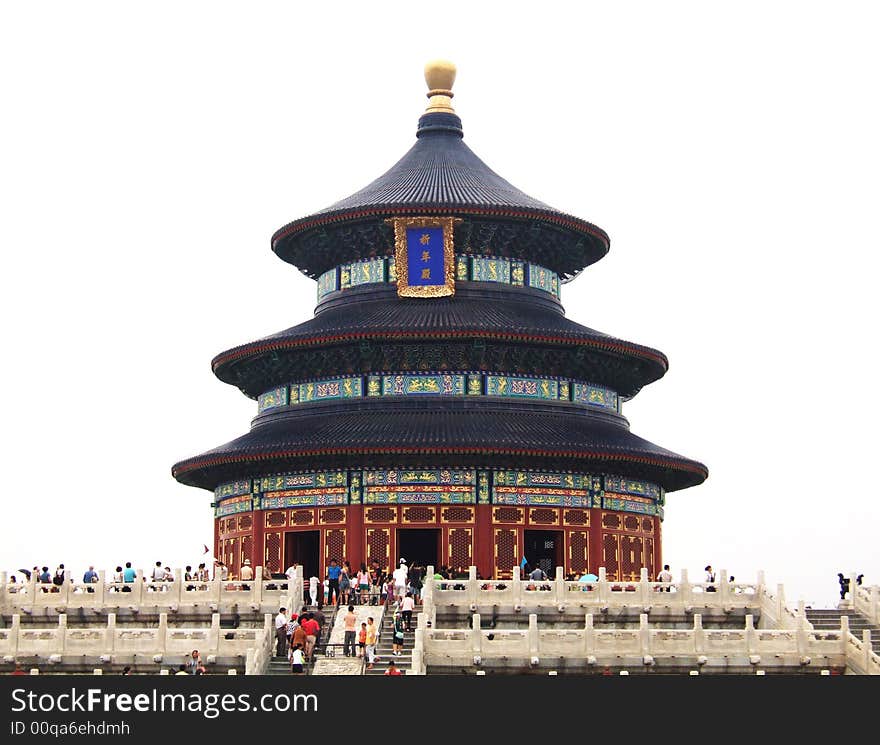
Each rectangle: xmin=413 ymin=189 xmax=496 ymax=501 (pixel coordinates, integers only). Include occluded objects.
xmin=406 ymin=227 xmax=445 ymax=286
xmin=387 ymin=216 xmax=459 ymax=297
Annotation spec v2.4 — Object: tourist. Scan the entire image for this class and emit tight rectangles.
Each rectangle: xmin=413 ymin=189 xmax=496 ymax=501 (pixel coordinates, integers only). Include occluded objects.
xmin=184 ymin=565 xmax=194 ymax=582
xmin=188 ymin=649 xmax=206 ymax=675
xmin=123 ymin=562 xmax=136 ymax=583
xmin=215 ymin=561 xmax=229 ymax=582
xmin=326 ymin=558 xmax=341 ymax=606
xmin=384 ymin=660 xmax=402 ymax=676
xmin=657 ymin=564 xmax=673 ymax=592
xmin=291 ymin=616 xmax=307 ymax=658
xmin=308 ymin=605 xmax=326 ymax=653
xmin=409 ymin=563 xmax=423 ymax=605
xmin=239 ymin=559 xmax=253 ymax=589
xmin=322 ymin=576 xmax=330 ymax=607
xmin=121 ymin=666 xmax=132 ymax=676
xmin=7 ymin=575 xmax=19 ymax=594
xmin=275 ymin=607 xmax=289 ymax=658
xmin=392 ymin=612 xmax=405 ymax=656
xmin=301 ymin=612 xmax=319 ymax=660
xmin=289 ymin=643 xmax=305 ymax=674
xmin=175 ymin=664 xmax=189 ymax=675
xmin=285 ymin=562 xmax=298 ymax=585
xmin=37 ymin=566 xmax=51 ymax=593
xmin=400 ymin=592 xmax=415 ymax=631
xmin=365 ymin=617 xmax=379 ymax=669
xmin=343 ymin=605 xmax=357 ymax=657
xmin=393 ymin=559 xmax=409 ymax=601
xmin=52 ymin=564 xmax=66 ymax=591
xmin=382 ymin=576 xmax=394 ymax=606
xmin=163 ymin=566 xmax=174 ymax=583
xmin=529 ymin=565 xmax=547 ymax=582
xmin=339 ymin=566 xmax=351 ymax=606
xmin=82 ymin=565 xmax=98 ymax=584
xmin=308 ymin=574 xmax=319 ymax=607
xmin=196 ymin=563 xmax=209 ymax=583
xmin=10 ymin=661 xmax=26 ymax=676
xmin=151 ymin=561 xmax=165 ymax=583
xmin=358 ymin=622 xmax=367 ymax=658
xmin=704 ymin=565 xmax=717 ymax=592
xmin=357 ymin=564 xmax=370 ymax=605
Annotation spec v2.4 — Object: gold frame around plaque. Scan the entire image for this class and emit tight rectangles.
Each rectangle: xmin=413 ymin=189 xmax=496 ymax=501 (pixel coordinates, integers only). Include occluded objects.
xmin=387 ymin=216 xmax=460 ymax=298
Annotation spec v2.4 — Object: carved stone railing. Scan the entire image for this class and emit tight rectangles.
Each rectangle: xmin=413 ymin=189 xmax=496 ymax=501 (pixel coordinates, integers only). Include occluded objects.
xmin=245 ymin=614 xmax=275 ymax=675
xmin=0 ymin=611 xmax=272 ymax=670
xmin=0 ymin=567 xmax=302 ymax=619
xmin=853 ymin=583 xmax=880 ymax=626
xmin=417 ymin=611 xmax=874 ymax=673
xmin=422 ymin=565 xmax=767 ymax=620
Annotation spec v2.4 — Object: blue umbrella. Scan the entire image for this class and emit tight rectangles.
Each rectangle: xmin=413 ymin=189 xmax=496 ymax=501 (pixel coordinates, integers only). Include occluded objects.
xmin=579 ymin=573 xmax=599 ymax=582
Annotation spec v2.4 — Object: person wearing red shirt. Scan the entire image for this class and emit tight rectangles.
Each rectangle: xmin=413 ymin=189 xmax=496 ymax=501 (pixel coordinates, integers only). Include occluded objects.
xmin=384 ymin=660 xmax=402 ymax=676
xmin=301 ymin=613 xmax=320 ymax=660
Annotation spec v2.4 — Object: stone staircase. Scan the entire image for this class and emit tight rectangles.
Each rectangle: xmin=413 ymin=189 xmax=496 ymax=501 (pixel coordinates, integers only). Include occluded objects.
xmin=806 ymin=608 xmax=880 ymax=653
xmin=266 ymin=604 xmax=339 ymax=675
xmin=365 ymin=604 xmax=422 ymax=676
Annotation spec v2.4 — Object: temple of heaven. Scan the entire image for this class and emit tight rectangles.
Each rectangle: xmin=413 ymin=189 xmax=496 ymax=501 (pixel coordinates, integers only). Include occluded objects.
xmin=172 ymin=61 xmax=708 ymax=583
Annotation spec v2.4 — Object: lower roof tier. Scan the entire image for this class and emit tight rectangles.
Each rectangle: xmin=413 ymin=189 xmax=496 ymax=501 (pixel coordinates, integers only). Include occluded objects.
xmin=212 ymin=284 xmax=669 ymax=399
xmin=172 ymin=398 xmax=707 ymax=492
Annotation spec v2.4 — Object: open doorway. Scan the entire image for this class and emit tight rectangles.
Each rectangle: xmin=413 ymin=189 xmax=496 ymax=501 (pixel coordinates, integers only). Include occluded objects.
xmin=284 ymin=530 xmax=320 ymax=583
xmin=523 ymin=530 xmax=563 ymax=578
xmin=397 ymin=528 xmax=440 ymax=571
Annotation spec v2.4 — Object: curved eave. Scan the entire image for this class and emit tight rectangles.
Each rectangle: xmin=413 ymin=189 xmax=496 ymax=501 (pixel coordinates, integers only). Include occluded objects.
xmin=172 ymin=404 xmax=706 ymax=493
xmin=271 ymin=204 xmax=609 ymax=279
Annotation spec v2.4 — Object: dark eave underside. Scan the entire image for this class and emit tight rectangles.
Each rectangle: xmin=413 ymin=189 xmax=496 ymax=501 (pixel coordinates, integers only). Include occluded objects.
xmin=172 ymin=399 xmax=707 ymax=493
xmin=211 ymin=289 xmax=668 ymax=399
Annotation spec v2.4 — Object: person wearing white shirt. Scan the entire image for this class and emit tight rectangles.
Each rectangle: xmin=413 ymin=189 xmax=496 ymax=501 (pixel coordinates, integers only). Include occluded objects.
xmin=309 ymin=576 xmax=319 ymax=607
xmin=392 ymin=560 xmax=409 ymax=601
xmin=275 ymin=608 xmax=289 ymax=657
xmin=656 ymin=564 xmax=673 ymax=592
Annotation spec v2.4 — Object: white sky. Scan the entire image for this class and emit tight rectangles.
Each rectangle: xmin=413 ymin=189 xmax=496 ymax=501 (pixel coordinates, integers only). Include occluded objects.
xmin=1 ymin=2 xmax=877 ymax=608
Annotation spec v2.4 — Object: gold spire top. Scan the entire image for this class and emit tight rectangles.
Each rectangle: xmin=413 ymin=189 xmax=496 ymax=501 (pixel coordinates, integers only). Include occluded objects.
xmin=424 ymin=59 xmax=456 ymax=114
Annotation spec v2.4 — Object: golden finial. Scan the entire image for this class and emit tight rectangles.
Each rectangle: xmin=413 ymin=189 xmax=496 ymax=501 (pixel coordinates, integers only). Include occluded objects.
xmin=424 ymin=59 xmax=456 ymax=114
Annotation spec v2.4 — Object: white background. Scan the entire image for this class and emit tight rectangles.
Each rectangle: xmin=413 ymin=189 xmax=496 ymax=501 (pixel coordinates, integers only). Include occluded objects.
xmin=1 ymin=2 xmax=877 ymax=607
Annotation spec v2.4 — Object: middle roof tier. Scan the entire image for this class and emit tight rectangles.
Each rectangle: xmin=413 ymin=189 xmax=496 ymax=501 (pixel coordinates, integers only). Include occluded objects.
xmin=212 ymin=283 xmax=668 ymax=399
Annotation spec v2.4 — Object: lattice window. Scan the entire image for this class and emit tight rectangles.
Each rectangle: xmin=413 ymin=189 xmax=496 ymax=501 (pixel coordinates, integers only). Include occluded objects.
xmin=265 ymin=511 xmax=286 ymax=528
xmin=529 ymin=508 xmax=558 ymax=525
xmin=441 ymin=506 xmax=474 ymax=523
xmin=225 ymin=518 xmax=237 ymax=534
xmin=641 ymin=518 xmax=653 ymax=534
xmin=568 ymin=530 xmax=588 ymax=575
xmin=624 ymin=515 xmax=640 ymax=532
xmin=227 ymin=538 xmax=238 ymax=574
xmin=238 ymin=514 xmax=253 ymax=532
xmin=448 ymin=528 xmax=472 ymax=569
xmin=324 ymin=529 xmax=346 ymax=565
xmin=291 ymin=510 xmax=314 ymax=525
xmin=493 ymin=507 xmax=523 ymax=523
xmin=320 ymin=508 xmax=346 ymax=524
xmin=264 ymin=532 xmax=282 ymax=572
xmin=494 ymin=528 xmax=517 ymax=578
xmin=620 ymin=534 xmax=644 ymax=581
xmin=563 ymin=509 xmax=589 ymax=526
xmin=602 ymin=533 xmax=619 ymax=580
xmin=602 ymin=513 xmax=621 ymax=530
xmin=218 ymin=519 xmax=227 ymax=536
xmin=644 ymin=537 xmax=655 ymax=580
xmin=365 ymin=506 xmax=396 ymax=523
xmin=366 ymin=528 xmax=390 ymax=569
xmin=241 ymin=535 xmax=253 ymax=568
xmin=402 ymin=506 xmax=435 ymax=523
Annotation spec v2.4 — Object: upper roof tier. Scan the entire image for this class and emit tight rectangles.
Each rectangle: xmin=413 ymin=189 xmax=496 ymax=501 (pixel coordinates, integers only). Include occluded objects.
xmin=271 ymin=62 xmax=609 ymax=281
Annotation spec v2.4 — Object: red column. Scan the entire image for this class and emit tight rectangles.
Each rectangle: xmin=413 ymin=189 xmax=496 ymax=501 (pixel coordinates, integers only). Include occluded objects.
xmin=474 ymin=504 xmax=493 ymax=578
xmin=252 ymin=509 xmax=265 ymax=571
xmin=589 ymin=508 xmax=603 ymax=574
xmin=346 ymin=504 xmax=364 ymax=569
